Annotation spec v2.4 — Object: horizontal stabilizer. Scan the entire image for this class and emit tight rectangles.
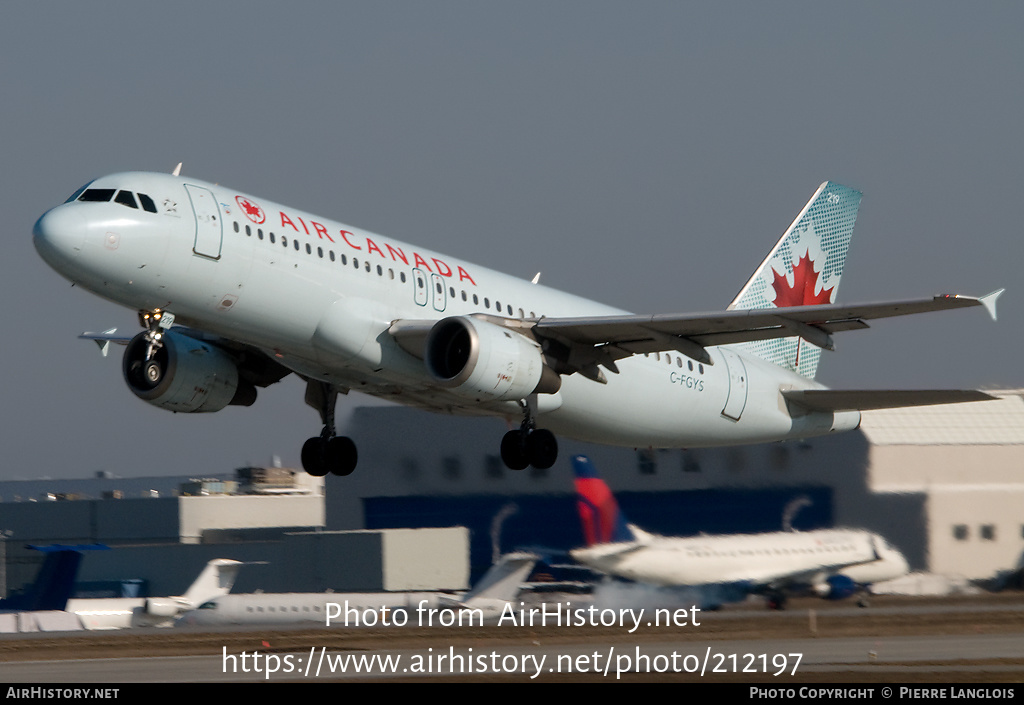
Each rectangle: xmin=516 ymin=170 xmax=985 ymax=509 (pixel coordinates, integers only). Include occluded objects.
xmin=783 ymin=389 xmax=997 ymax=413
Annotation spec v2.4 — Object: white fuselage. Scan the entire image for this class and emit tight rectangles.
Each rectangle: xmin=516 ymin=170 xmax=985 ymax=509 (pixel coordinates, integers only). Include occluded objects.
xmin=571 ymin=528 xmax=908 ymax=590
xmin=33 ymin=172 xmax=858 ymax=449
xmin=176 ymin=592 xmax=443 ymax=627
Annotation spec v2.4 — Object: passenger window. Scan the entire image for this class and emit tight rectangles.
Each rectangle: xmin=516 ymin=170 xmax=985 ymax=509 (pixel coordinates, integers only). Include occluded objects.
xmin=233 ymin=222 xmax=239 ymax=233
xmin=138 ymin=193 xmax=158 ymax=213
xmin=114 ymin=191 xmax=138 ymax=209
xmin=78 ymin=188 xmax=115 ymax=202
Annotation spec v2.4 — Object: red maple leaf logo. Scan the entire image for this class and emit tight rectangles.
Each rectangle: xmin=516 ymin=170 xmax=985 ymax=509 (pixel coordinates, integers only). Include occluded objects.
xmin=235 ymin=196 xmax=266 ymax=224
xmin=771 ymin=252 xmax=834 ymax=307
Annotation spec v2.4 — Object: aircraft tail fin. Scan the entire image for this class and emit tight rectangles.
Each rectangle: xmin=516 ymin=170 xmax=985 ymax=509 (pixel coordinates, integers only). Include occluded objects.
xmin=460 ymin=552 xmax=537 ymax=606
xmin=572 ymin=455 xmax=635 ymax=546
xmin=0 ymin=545 xmax=106 ymax=612
xmin=180 ymin=559 xmax=243 ymax=607
xmin=728 ymin=182 xmax=862 ymax=379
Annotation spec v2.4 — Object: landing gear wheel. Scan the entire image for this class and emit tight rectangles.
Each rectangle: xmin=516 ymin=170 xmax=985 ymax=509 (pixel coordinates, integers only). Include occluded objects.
xmin=325 ymin=436 xmax=358 ymax=477
xmin=143 ymin=359 xmax=164 ymax=386
xmin=500 ymin=430 xmax=529 ymax=471
xmin=301 ymin=437 xmax=330 ymax=477
xmin=526 ymin=429 xmax=558 ymax=469
xmin=767 ymin=593 xmax=787 ymax=611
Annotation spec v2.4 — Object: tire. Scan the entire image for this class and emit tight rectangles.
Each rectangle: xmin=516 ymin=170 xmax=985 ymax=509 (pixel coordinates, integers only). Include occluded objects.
xmin=500 ymin=430 xmax=529 ymax=470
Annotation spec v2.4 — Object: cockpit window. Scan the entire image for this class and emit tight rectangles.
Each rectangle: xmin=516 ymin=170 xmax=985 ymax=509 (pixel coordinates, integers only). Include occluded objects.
xmin=65 ymin=184 xmax=92 ymax=203
xmin=138 ymin=193 xmax=157 ymax=213
xmin=114 ymin=190 xmax=138 ymax=209
xmin=78 ymin=188 xmax=115 ymax=202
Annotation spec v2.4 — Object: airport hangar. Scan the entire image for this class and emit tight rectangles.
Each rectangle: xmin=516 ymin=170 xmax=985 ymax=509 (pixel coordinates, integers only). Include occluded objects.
xmin=1 ymin=391 xmax=1023 ymax=600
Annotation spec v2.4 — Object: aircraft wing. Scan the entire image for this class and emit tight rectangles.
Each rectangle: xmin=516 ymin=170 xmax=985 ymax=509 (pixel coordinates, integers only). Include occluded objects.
xmin=782 ymin=389 xmax=997 ymax=412
xmin=531 ymin=290 xmax=1003 ymax=368
xmin=390 ymin=290 xmax=1002 ymax=381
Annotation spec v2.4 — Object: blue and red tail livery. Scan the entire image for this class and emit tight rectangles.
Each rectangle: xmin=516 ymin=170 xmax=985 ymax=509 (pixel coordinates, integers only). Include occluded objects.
xmin=572 ymin=455 xmax=634 ymax=546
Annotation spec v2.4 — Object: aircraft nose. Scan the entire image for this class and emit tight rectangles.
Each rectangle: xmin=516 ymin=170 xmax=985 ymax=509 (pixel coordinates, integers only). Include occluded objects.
xmin=33 ymin=205 xmax=86 ymax=269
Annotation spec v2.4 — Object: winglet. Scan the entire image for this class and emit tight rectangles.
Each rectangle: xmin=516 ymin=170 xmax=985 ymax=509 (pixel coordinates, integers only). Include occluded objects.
xmin=79 ymin=328 xmax=131 ymax=357
xmin=85 ymin=327 xmax=117 ymax=357
xmin=978 ymin=288 xmax=1004 ymax=321
xmin=172 ymin=162 xmax=183 ymax=176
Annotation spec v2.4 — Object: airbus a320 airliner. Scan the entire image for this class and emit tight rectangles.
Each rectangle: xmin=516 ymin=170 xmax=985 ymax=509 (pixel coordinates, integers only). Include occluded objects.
xmin=33 ymin=167 xmax=1001 ymax=476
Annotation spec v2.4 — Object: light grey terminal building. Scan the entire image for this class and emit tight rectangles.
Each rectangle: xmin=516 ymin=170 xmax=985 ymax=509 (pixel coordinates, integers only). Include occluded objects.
xmin=1 ymin=392 xmax=1023 ymax=599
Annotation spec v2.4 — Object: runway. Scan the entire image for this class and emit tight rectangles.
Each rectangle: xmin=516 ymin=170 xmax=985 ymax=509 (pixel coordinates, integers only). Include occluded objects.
xmin=1 ymin=594 xmax=1023 ymax=682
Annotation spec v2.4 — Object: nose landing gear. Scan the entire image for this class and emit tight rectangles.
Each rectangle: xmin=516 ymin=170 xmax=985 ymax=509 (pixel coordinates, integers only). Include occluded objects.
xmin=125 ymin=309 xmax=175 ymax=390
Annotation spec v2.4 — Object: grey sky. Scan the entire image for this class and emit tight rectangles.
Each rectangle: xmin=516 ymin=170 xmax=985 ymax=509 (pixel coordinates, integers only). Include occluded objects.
xmin=2 ymin=2 xmax=1020 ymax=480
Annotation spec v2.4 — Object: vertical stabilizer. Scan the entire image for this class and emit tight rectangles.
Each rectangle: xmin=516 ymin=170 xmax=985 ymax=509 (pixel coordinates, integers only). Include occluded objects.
xmin=460 ymin=552 xmax=537 ymax=606
xmin=728 ymin=182 xmax=862 ymax=378
xmin=572 ymin=455 xmax=635 ymax=545
xmin=0 ymin=545 xmax=105 ymax=612
xmin=181 ymin=559 xmax=243 ymax=606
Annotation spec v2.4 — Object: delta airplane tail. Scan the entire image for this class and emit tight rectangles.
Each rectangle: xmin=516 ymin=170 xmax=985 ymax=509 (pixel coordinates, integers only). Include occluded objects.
xmin=572 ymin=455 xmax=638 ymax=546
xmin=729 ymin=182 xmax=862 ymax=379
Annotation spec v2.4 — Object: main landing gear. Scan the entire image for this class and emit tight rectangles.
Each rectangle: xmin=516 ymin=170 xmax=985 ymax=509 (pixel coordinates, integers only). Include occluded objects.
xmin=301 ymin=381 xmax=358 ymax=477
xmin=499 ymin=400 xmax=558 ymax=470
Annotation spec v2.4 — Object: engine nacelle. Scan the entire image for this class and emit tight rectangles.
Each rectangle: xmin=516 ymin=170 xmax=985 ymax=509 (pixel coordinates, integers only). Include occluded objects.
xmin=143 ymin=598 xmax=184 ymax=618
xmin=813 ymin=574 xmax=859 ymax=600
xmin=123 ymin=330 xmax=255 ymax=413
xmin=425 ymin=316 xmax=559 ymax=402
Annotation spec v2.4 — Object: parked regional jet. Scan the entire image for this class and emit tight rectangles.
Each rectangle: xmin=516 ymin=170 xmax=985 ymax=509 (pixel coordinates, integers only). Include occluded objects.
xmin=569 ymin=456 xmax=908 ymax=609
xmin=175 ymin=552 xmax=536 ymax=626
xmin=33 ymin=169 xmax=1001 ymax=476
xmin=66 ymin=558 xmax=242 ymax=629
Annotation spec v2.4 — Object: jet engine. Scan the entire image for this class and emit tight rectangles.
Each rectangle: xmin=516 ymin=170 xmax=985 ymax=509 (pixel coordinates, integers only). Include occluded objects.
xmin=122 ymin=330 xmax=256 ymax=413
xmin=813 ymin=574 xmax=859 ymax=600
xmin=425 ymin=316 xmax=560 ymax=402
xmin=142 ymin=598 xmax=184 ymax=618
